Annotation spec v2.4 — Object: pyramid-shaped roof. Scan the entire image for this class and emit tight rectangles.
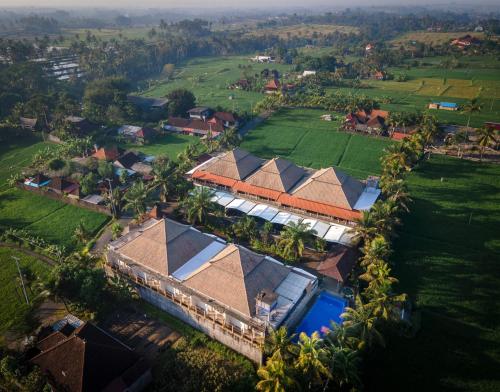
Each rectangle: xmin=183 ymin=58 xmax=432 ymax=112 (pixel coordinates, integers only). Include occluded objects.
xmin=31 ymin=323 xmax=141 ymax=392
xmin=245 ymin=157 xmax=306 ymax=192
xmin=202 ymin=148 xmax=263 ymax=180
xmin=292 ymin=167 xmax=365 ymax=210
xmin=115 ymin=219 xmax=214 ymax=276
xmin=184 ymin=244 xmax=289 ymax=317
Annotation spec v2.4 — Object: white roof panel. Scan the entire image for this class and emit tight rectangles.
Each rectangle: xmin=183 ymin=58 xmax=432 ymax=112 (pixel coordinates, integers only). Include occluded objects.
xmin=171 ymin=240 xmax=226 ymax=281
xmin=259 ymin=207 xmax=280 ymax=221
xmin=238 ymin=200 xmax=257 ymax=213
xmin=248 ymin=204 xmax=268 ymax=217
xmin=271 ymin=212 xmax=291 ymax=225
xmin=215 ymin=192 xmax=235 ymax=207
xmin=284 ymin=214 xmax=302 ymax=227
xmin=275 ymin=271 xmax=311 ymax=303
xmin=226 ymin=198 xmax=246 ymax=210
xmin=312 ymin=221 xmax=331 ymax=238
xmin=323 ymin=224 xmax=347 ymax=242
xmin=353 ymin=188 xmax=381 ymax=211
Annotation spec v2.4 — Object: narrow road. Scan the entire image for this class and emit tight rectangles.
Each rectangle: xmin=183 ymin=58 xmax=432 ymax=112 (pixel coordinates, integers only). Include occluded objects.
xmin=0 ymin=241 xmax=56 ymax=266
xmin=91 ymin=217 xmax=132 ymax=256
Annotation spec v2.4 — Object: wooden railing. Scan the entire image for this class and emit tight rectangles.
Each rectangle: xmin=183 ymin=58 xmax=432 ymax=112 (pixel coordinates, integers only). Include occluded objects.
xmin=108 ymin=263 xmax=265 ymax=347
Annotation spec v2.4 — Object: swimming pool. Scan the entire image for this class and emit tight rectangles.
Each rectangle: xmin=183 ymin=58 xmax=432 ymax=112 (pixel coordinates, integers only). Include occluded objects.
xmin=294 ymin=292 xmax=347 ymax=337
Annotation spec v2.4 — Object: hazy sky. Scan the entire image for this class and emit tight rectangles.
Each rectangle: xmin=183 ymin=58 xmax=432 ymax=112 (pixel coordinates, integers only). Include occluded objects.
xmin=0 ymin=0 xmax=478 ymax=9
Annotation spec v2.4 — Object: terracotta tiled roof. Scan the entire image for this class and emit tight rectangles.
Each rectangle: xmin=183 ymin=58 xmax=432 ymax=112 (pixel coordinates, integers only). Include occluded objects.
xmin=278 ymin=193 xmax=362 ymax=221
xmin=167 ymin=117 xmax=224 ymax=133
xmin=115 ymin=218 xmax=215 ymax=276
xmin=213 ymin=112 xmax=236 ymax=123
xmin=92 ymin=146 xmax=121 ymax=161
xmin=192 ymin=170 xmax=238 ymax=188
xmin=244 ymin=157 xmax=306 ymax=193
xmin=184 ymin=244 xmax=289 ymax=317
xmin=232 ymin=181 xmax=283 ymax=200
xmin=291 ymin=167 xmax=364 ymax=210
xmin=200 ymin=148 xmax=263 ymax=180
xmin=31 ymin=323 xmax=144 ymax=392
xmin=314 ymin=246 xmax=359 ymax=282
xmin=265 ymin=79 xmax=280 ymax=90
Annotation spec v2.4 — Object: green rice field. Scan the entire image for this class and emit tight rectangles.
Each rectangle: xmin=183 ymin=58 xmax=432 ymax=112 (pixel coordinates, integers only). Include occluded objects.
xmin=142 ymin=55 xmax=294 ymax=113
xmin=0 ymin=137 xmax=109 ymax=249
xmin=241 ymin=108 xmax=393 ymax=178
xmin=120 ymin=132 xmax=200 ymax=159
xmin=365 ymin=155 xmax=500 ymax=391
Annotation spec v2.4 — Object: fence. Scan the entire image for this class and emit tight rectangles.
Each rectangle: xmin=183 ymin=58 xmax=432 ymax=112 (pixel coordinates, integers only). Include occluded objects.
xmin=16 ymin=183 xmax=112 ymax=216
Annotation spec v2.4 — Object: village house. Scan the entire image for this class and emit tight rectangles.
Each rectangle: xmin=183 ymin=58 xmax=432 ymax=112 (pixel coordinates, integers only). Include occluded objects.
xmin=118 ymin=125 xmax=156 ymax=144
xmin=24 ymin=173 xmax=51 ymax=188
xmin=298 ymin=70 xmax=317 ymax=79
xmin=428 ymin=102 xmax=458 ymax=111
xmin=19 ymin=117 xmax=42 ymax=131
xmin=188 ymin=148 xmax=381 ymax=224
xmin=127 ymin=95 xmax=169 ymax=111
xmin=64 ymin=116 xmax=95 ymax=136
xmin=31 ymin=318 xmax=151 ymax=392
xmin=371 ymin=70 xmax=385 ymax=80
xmin=251 ymin=55 xmax=275 ymax=63
xmin=264 ymin=79 xmax=281 ymax=94
xmin=48 ymin=176 xmax=80 ymax=199
xmin=105 ymin=217 xmax=318 ymax=363
xmin=165 ymin=117 xmax=224 ymax=138
xmin=450 ymin=34 xmax=480 ymax=49
xmin=344 ymin=109 xmax=389 ymax=134
xmin=229 ymin=79 xmax=250 ymax=90
xmin=188 ymin=107 xmax=214 ymax=121
xmin=92 ymin=145 xmax=123 ymax=161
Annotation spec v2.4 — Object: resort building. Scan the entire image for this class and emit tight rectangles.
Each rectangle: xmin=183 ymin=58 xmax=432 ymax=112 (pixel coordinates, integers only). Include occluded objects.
xmin=188 ymin=148 xmax=381 ymax=224
xmin=105 ymin=218 xmax=318 ymax=363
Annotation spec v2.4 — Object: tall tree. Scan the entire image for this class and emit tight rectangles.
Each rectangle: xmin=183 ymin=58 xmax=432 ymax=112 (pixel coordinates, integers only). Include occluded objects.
xmin=181 ymin=186 xmax=217 ymax=225
xmin=278 ymin=221 xmax=316 ymax=261
xmin=123 ymin=180 xmax=149 ymax=218
xmin=257 ymin=352 xmax=299 ymax=392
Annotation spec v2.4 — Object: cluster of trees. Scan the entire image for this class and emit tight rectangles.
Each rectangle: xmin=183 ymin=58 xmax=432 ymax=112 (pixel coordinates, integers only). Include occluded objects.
xmin=255 ymin=90 xmax=380 ymax=114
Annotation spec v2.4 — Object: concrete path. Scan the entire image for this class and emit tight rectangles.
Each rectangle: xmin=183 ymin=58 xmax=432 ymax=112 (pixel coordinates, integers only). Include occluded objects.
xmin=238 ymin=110 xmax=273 ymax=137
xmin=91 ymin=217 xmax=132 ymax=256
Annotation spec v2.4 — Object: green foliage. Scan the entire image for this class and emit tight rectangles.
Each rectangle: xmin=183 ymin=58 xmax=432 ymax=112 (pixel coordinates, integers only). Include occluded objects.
xmin=181 ymin=187 xmax=217 ymax=226
xmin=166 ymin=89 xmax=196 ymax=117
xmin=79 ymin=172 xmax=98 ymax=196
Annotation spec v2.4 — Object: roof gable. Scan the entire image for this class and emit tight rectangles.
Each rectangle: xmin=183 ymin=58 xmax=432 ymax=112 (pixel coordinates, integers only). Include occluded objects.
xmin=245 ymin=157 xmax=306 ymax=192
xmin=292 ymin=167 xmax=364 ymax=210
xmin=201 ymin=148 xmax=263 ymax=180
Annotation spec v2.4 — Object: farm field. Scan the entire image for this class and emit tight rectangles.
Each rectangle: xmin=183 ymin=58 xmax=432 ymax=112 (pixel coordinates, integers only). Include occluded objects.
xmin=0 ymin=248 xmax=50 ymax=341
xmin=120 ymin=132 xmax=200 ymax=159
xmin=390 ymin=31 xmax=484 ymax=46
xmin=0 ymin=137 xmax=109 ymax=249
xmin=142 ymin=55 xmax=294 ymax=113
xmin=240 ymin=108 xmax=393 ymax=178
xmin=365 ymin=155 xmax=500 ymax=391
xmin=60 ymin=27 xmax=153 ymax=45
xmin=245 ymin=24 xmax=359 ymax=38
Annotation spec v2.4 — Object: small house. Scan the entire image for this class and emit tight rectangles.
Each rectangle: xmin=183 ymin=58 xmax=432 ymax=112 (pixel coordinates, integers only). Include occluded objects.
xmin=127 ymin=95 xmax=168 ymax=111
xmin=24 ymin=173 xmax=51 ymax=188
xmin=439 ymin=102 xmax=458 ymax=111
xmin=210 ymin=112 xmax=239 ymax=128
xmin=92 ymin=146 xmax=122 ymax=161
xmin=264 ymin=79 xmax=281 ymax=94
xmin=48 ymin=177 xmax=80 ymax=199
xmin=485 ymin=122 xmax=500 ymax=131
xmin=428 ymin=102 xmax=440 ymax=110
xmin=118 ymin=125 xmax=155 ymax=144
xmin=371 ymin=71 xmax=385 ymax=80
xmin=19 ymin=117 xmax=41 ymax=131
xmin=252 ymin=55 xmax=275 ymax=63
xmin=64 ymin=116 xmax=95 ymax=135
xmin=114 ymin=151 xmax=141 ymax=170
xmin=298 ymin=70 xmax=316 ymax=79
xmin=188 ymin=107 xmax=213 ymax=121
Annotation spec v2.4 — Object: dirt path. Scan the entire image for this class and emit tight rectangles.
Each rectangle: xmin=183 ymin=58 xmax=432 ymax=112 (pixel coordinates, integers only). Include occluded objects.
xmin=238 ymin=110 xmax=273 ymax=137
xmin=0 ymin=242 xmax=56 ymax=266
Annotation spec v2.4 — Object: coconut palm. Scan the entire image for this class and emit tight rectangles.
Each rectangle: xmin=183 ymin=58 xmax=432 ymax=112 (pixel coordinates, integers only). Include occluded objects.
xmin=256 ymin=352 xmax=299 ymax=392
xmin=341 ymin=296 xmax=385 ymax=350
xmin=379 ymin=176 xmax=412 ymax=212
xmin=181 ymin=186 xmax=217 ymax=226
xmin=352 ymin=210 xmax=378 ymax=244
xmin=323 ymin=342 xmax=361 ymax=391
xmin=123 ymin=180 xmax=149 ymax=218
xmin=370 ymin=200 xmax=401 ymax=238
xmin=381 ymin=145 xmax=411 ymax=177
xmin=366 ymin=283 xmax=407 ymax=321
xmin=361 ymin=235 xmax=391 ymax=267
xmin=278 ymin=221 xmax=317 ymax=261
xmin=475 ymin=127 xmax=497 ymax=161
xmin=152 ymin=157 xmax=176 ymax=202
xmin=359 ymin=261 xmax=398 ymax=289
xmin=72 ymin=220 xmax=90 ymax=245
xmin=462 ymin=98 xmax=481 ymax=129
xmin=295 ymin=331 xmax=330 ymax=389
xmin=264 ymin=326 xmax=298 ymax=363
xmin=218 ymin=127 xmax=241 ymax=149
xmin=232 ymin=216 xmax=258 ymax=242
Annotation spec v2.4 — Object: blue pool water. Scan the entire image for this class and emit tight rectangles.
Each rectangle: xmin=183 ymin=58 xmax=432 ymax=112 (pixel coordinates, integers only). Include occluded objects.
xmin=294 ymin=292 xmax=347 ymax=337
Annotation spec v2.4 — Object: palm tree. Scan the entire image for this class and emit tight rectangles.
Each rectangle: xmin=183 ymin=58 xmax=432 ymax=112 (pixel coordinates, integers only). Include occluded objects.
xmin=381 ymin=145 xmax=411 ymax=178
xmin=370 ymin=200 xmax=401 ymax=238
xmin=323 ymin=340 xmax=361 ymax=391
xmin=359 ymin=261 xmax=398 ymax=289
xmin=379 ymin=176 xmax=411 ymax=212
xmin=72 ymin=220 xmax=90 ymax=245
xmin=341 ymin=296 xmax=385 ymax=350
xmin=218 ymin=127 xmax=241 ymax=149
xmin=181 ymin=186 xmax=217 ymax=226
xmin=264 ymin=326 xmax=298 ymax=363
xmin=152 ymin=157 xmax=176 ymax=202
xmin=257 ymin=352 xmax=299 ymax=392
xmin=366 ymin=284 xmax=407 ymax=321
xmin=295 ymin=332 xmax=330 ymax=389
xmin=475 ymin=127 xmax=497 ymax=161
xmin=278 ymin=221 xmax=317 ymax=261
xmin=462 ymin=98 xmax=481 ymax=130
xmin=232 ymin=216 xmax=258 ymax=242
xmin=361 ymin=235 xmax=391 ymax=267
xmin=351 ymin=210 xmax=378 ymax=244
xmin=123 ymin=181 xmax=149 ymax=218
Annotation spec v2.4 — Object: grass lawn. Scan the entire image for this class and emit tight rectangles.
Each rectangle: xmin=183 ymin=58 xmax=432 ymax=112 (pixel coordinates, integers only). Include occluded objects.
xmin=120 ymin=132 xmax=200 ymax=159
xmin=0 ymin=136 xmax=110 ymax=249
xmin=141 ymin=55 xmax=293 ymax=113
xmin=365 ymin=155 xmax=500 ymax=391
xmin=0 ymin=248 xmax=50 ymax=341
xmin=240 ymin=108 xmax=393 ymax=178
